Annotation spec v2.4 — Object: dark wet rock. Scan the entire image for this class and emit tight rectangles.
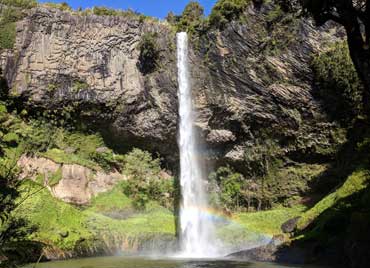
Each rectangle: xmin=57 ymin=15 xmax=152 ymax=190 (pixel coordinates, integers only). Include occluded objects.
xmin=229 ymin=238 xmax=309 ymax=265
xmin=281 ymin=216 xmax=301 ymax=233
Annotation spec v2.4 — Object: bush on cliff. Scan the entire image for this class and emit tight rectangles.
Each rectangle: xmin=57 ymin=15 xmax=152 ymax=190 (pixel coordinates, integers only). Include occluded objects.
xmin=42 ymin=2 xmax=72 ymax=11
xmin=137 ymin=32 xmax=160 ymax=74
xmin=0 ymin=0 xmax=37 ymax=9
xmin=0 ymin=5 xmax=23 ymax=50
xmin=312 ymin=42 xmax=363 ymax=123
xmin=209 ymin=0 xmax=250 ymax=29
xmin=176 ymin=1 xmax=205 ymax=33
xmin=0 ymin=0 xmax=38 ymax=49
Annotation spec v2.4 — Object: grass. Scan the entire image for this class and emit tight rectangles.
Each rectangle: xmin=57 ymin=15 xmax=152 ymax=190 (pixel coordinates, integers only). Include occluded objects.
xmin=13 ymin=180 xmax=176 ymax=252
xmin=88 ymin=183 xmax=132 ymax=213
xmin=48 ymin=168 xmax=63 ymax=186
xmin=235 ymin=205 xmax=306 ymax=236
xmin=85 ymin=208 xmax=175 ymax=238
xmin=297 ymin=168 xmax=370 ymax=230
xmin=14 ymin=181 xmax=94 ymax=251
xmin=40 ymin=148 xmax=98 ymax=170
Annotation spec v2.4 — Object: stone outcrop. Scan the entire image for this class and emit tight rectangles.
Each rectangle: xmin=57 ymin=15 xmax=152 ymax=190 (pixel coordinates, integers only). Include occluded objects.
xmin=18 ymin=155 xmax=125 ymax=204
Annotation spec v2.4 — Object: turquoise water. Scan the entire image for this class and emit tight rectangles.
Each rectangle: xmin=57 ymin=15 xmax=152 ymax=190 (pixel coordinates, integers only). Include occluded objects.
xmin=25 ymin=256 xmax=321 ymax=268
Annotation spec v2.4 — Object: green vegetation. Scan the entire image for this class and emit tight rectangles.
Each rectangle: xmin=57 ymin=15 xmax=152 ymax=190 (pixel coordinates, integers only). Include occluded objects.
xmin=216 ymin=205 xmax=306 ymax=248
xmin=48 ymin=168 xmax=62 ymax=186
xmin=236 ymin=205 xmax=306 ymax=235
xmin=88 ymin=183 xmax=132 ymax=214
xmin=1 ymin=94 xmax=177 ymax=261
xmin=41 ymin=148 xmax=97 ymax=170
xmin=91 ymin=6 xmax=138 ymax=17
xmin=0 ymin=6 xmax=22 ymax=50
xmin=312 ymin=42 xmax=363 ymax=123
xmin=13 ymin=180 xmax=176 ymax=252
xmin=297 ymin=169 xmax=370 ymax=230
xmin=209 ymin=163 xmax=326 ymax=211
xmin=42 ymin=2 xmax=72 ymax=11
xmin=302 ymin=0 xmax=370 ymax=106
xmin=209 ymin=0 xmax=250 ymax=29
xmin=0 ymin=22 xmax=16 ymax=49
xmin=121 ymin=149 xmax=175 ymax=210
xmin=0 ymin=0 xmax=39 ymax=50
xmin=15 ymin=181 xmax=93 ymax=251
xmin=137 ymin=32 xmax=160 ymax=74
xmin=176 ymin=1 xmax=205 ymax=33
xmin=0 ymin=103 xmax=41 ymax=267
xmin=78 ymin=6 xmax=151 ymax=23
xmin=209 ymin=166 xmax=245 ymax=210
xmin=72 ymin=81 xmax=89 ymax=92
xmin=0 ymin=0 xmax=37 ymax=9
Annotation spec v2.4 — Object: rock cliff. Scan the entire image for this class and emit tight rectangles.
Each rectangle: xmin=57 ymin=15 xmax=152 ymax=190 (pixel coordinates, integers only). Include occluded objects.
xmin=1 ymin=1 xmax=345 ymax=201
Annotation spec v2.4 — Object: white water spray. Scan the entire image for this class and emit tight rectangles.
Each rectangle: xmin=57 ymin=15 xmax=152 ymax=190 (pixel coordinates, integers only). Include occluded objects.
xmin=177 ymin=32 xmax=218 ymax=258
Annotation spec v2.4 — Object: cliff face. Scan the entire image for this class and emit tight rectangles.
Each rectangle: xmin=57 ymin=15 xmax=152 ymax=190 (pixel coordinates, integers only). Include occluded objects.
xmin=191 ymin=4 xmax=345 ymax=169
xmin=1 ymin=3 xmax=344 ymax=196
xmin=1 ymin=7 xmax=179 ymax=155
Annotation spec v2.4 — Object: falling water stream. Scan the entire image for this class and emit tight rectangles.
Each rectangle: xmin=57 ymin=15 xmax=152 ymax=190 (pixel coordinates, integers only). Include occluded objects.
xmin=177 ymin=32 xmax=219 ymax=258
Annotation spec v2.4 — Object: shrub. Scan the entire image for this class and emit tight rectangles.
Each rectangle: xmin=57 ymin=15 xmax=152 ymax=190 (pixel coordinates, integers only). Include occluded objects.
xmin=0 ymin=6 xmax=22 ymax=49
xmin=177 ymin=1 xmax=205 ymax=33
xmin=124 ymin=148 xmax=161 ymax=178
xmin=312 ymin=42 xmax=363 ymax=123
xmin=209 ymin=0 xmax=250 ymax=29
xmin=90 ymin=149 xmax=124 ymax=172
xmin=43 ymin=2 xmax=72 ymax=11
xmin=165 ymin=11 xmax=180 ymax=25
xmin=92 ymin=6 xmax=119 ymax=16
xmin=72 ymin=80 xmax=89 ymax=92
xmin=137 ymin=32 xmax=160 ymax=74
xmin=89 ymin=6 xmax=145 ymax=20
xmin=209 ymin=165 xmax=246 ymax=210
xmin=121 ymin=148 xmax=174 ymax=209
xmin=0 ymin=0 xmax=37 ymax=9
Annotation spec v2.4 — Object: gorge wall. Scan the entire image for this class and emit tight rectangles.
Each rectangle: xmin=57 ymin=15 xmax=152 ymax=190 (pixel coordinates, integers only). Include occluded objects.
xmin=1 ymin=1 xmax=345 ymax=206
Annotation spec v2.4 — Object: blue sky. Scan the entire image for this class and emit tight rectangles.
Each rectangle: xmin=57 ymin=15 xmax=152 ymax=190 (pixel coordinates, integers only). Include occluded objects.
xmin=39 ymin=0 xmax=217 ymax=19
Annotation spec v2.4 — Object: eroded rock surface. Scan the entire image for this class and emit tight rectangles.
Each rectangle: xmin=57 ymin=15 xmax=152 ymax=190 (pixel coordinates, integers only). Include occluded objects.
xmin=18 ymin=155 xmax=125 ymax=204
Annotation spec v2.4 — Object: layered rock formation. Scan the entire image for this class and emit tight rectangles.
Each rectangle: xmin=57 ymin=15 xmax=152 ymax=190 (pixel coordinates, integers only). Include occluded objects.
xmin=1 ymin=2 xmax=345 ymax=199
xmin=1 ymin=7 xmax=178 ymax=155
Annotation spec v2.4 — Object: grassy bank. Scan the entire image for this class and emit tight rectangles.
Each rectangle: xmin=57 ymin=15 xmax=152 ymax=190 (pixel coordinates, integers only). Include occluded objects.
xmin=13 ymin=181 xmax=176 ymax=255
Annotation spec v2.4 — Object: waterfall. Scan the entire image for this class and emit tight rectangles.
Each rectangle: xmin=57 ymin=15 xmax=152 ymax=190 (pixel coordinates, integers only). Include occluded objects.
xmin=177 ymin=32 xmax=218 ymax=258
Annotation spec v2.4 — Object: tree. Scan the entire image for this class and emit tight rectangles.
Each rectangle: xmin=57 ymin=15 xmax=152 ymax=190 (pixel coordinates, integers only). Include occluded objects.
xmin=209 ymin=0 xmax=249 ymax=29
xmin=301 ymin=0 xmax=370 ymax=114
xmin=177 ymin=1 xmax=205 ymax=32
xmin=181 ymin=1 xmax=204 ymax=22
xmin=165 ymin=11 xmax=179 ymax=25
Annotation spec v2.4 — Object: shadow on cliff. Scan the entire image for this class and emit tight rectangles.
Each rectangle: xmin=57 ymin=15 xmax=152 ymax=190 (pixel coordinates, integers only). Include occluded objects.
xmin=275 ymin=181 xmax=370 ymax=267
xmin=275 ymin=119 xmax=370 ymax=267
xmin=300 ymin=119 xmax=370 ymax=207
